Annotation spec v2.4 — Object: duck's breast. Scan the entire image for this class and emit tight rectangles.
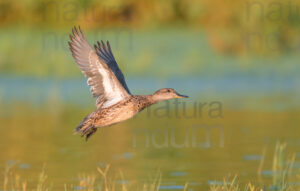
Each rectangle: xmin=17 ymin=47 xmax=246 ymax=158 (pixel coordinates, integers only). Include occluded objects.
xmin=94 ymin=100 xmax=138 ymax=127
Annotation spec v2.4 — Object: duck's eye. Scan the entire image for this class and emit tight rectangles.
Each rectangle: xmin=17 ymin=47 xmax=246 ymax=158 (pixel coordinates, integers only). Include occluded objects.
xmin=167 ymin=89 xmax=170 ymax=92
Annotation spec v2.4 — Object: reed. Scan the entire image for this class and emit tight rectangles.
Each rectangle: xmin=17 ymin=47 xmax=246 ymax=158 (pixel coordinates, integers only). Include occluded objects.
xmin=271 ymin=142 xmax=295 ymax=191
xmin=0 ymin=143 xmax=298 ymax=191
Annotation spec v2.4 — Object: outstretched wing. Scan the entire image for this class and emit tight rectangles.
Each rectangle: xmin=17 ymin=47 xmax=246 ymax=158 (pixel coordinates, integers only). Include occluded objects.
xmin=68 ymin=26 xmax=130 ymax=108
xmin=94 ymin=41 xmax=131 ymax=94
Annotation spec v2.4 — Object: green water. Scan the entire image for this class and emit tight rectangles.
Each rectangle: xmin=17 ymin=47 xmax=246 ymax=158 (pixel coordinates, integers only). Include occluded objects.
xmin=1 ymin=102 xmax=300 ymax=190
xmin=1 ymin=28 xmax=300 ymax=190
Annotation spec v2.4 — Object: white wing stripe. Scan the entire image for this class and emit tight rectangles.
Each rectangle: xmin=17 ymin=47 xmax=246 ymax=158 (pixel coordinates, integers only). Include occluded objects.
xmin=95 ymin=60 xmax=124 ymax=108
xmin=95 ymin=60 xmax=113 ymax=93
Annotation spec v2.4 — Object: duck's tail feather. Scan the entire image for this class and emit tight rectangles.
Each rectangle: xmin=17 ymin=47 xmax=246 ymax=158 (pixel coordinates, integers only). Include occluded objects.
xmin=75 ymin=113 xmax=97 ymax=141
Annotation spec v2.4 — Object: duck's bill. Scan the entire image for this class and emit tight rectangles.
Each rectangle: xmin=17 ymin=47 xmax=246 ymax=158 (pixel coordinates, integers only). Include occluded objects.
xmin=175 ymin=93 xmax=189 ymax=98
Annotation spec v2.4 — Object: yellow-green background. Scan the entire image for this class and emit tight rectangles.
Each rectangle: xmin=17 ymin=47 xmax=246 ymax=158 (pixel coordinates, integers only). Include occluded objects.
xmin=1 ymin=0 xmax=300 ymax=190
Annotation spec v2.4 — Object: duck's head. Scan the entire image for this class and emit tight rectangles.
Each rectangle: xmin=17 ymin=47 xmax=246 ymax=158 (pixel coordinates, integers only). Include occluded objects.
xmin=151 ymin=88 xmax=188 ymax=102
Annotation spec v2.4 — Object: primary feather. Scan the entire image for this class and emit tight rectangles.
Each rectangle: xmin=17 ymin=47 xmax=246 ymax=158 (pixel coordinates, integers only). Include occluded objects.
xmin=68 ymin=26 xmax=130 ymax=109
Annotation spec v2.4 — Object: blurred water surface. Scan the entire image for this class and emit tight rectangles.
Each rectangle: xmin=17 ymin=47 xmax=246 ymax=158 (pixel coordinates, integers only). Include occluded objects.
xmin=1 ymin=29 xmax=300 ymax=190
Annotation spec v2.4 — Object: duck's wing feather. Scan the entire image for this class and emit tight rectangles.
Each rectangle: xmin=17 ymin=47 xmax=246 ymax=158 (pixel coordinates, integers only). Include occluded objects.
xmin=68 ymin=26 xmax=130 ymax=109
xmin=94 ymin=40 xmax=131 ymax=94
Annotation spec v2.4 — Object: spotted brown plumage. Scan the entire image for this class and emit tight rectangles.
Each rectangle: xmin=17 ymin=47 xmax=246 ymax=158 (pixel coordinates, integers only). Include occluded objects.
xmin=69 ymin=26 xmax=188 ymax=141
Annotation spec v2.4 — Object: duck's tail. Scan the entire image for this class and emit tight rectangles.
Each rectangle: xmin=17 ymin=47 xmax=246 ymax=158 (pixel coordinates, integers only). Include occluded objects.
xmin=75 ymin=112 xmax=97 ymax=141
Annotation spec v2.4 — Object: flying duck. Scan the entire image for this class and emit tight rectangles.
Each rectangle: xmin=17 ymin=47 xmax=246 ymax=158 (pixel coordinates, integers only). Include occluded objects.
xmin=68 ymin=26 xmax=188 ymax=141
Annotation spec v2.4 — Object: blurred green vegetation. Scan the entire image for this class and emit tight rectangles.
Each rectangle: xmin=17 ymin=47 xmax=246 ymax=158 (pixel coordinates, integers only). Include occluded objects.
xmin=1 ymin=0 xmax=300 ymax=77
xmin=1 ymin=28 xmax=300 ymax=78
xmin=2 ymin=0 xmax=300 ymax=30
xmin=1 ymin=1 xmax=300 ymax=189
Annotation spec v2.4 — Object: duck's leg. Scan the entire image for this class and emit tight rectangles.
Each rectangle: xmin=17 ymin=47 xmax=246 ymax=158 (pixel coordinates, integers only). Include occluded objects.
xmin=75 ymin=112 xmax=98 ymax=141
xmin=85 ymin=127 xmax=97 ymax=141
